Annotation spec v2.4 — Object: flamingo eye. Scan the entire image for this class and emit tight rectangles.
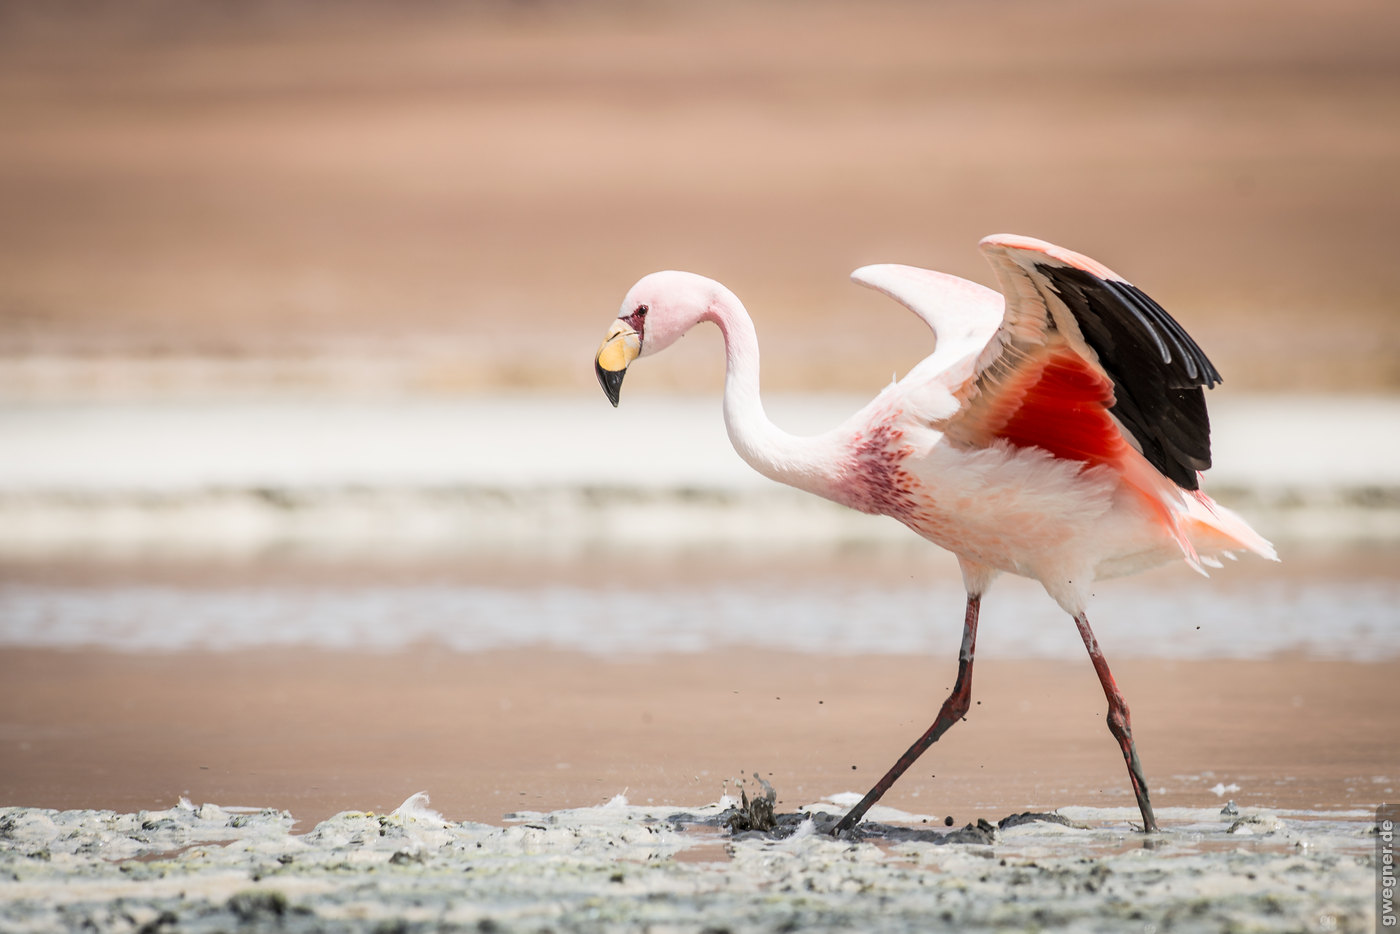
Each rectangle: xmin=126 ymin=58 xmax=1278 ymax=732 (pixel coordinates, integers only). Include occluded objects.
xmin=635 ymin=304 xmax=648 ymax=317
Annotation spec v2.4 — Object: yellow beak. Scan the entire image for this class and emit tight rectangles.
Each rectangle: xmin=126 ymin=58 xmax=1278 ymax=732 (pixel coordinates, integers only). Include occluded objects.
xmin=595 ymin=319 xmax=641 ymax=407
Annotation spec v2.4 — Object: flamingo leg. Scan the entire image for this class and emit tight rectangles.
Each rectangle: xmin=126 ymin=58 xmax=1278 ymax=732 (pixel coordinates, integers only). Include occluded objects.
xmin=833 ymin=594 xmax=981 ymax=834
xmin=1073 ymin=612 xmax=1159 ymax=833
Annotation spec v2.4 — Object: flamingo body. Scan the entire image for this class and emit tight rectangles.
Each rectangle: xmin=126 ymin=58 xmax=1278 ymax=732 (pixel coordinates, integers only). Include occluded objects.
xmin=594 ymin=234 xmax=1277 ymax=833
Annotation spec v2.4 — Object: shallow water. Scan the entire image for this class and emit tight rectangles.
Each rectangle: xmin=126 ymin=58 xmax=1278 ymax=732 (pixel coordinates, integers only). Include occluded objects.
xmin=2 ymin=551 xmax=1396 ymax=660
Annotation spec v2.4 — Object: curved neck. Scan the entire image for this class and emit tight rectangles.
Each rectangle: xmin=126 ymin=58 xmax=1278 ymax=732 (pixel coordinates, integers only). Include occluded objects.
xmin=702 ymin=294 xmax=842 ymax=498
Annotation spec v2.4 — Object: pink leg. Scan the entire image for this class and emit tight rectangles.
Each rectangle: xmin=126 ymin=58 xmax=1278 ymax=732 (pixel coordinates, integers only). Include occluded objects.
xmin=1073 ymin=612 xmax=1159 ymax=833
xmin=833 ymin=594 xmax=981 ymax=834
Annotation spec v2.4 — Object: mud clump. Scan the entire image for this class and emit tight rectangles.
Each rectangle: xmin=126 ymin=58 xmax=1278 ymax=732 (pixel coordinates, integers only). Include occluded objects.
xmin=722 ymin=774 xmax=777 ymax=834
xmin=997 ymin=811 xmax=1088 ymax=832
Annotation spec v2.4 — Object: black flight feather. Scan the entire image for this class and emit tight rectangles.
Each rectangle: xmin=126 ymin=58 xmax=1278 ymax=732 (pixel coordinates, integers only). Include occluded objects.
xmin=1033 ymin=263 xmax=1220 ymax=491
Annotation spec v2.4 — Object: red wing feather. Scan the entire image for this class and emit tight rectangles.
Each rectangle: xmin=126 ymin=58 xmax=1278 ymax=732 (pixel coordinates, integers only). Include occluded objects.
xmin=966 ymin=345 xmax=1201 ymax=565
xmin=970 ymin=349 xmax=1131 ymax=469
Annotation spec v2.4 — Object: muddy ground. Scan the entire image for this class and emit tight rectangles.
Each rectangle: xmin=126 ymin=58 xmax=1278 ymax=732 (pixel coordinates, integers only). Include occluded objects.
xmin=0 ymin=795 xmax=1381 ymax=933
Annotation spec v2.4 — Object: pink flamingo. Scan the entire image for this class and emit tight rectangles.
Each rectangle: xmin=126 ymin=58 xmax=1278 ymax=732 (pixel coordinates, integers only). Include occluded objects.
xmin=593 ymin=234 xmax=1276 ymax=834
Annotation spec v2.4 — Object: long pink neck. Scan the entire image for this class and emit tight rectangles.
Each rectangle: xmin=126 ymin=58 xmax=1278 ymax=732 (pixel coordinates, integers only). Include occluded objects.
xmin=701 ymin=292 xmax=845 ymax=499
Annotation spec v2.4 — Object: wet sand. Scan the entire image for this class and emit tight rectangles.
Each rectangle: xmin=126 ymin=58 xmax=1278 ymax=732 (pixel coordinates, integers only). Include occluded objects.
xmin=2 ymin=647 xmax=1394 ymax=827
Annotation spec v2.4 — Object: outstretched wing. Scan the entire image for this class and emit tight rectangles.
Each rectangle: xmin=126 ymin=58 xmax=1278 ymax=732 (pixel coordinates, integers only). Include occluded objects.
xmin=849 ymin=262 xmax=1004 ymax=388
xmin=946 ymin=234 xmax=1221 ymax=492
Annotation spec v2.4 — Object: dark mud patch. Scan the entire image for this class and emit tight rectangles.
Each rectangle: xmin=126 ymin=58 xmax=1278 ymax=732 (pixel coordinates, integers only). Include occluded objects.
xmin=691 ymin=778 xmax=1086 ymax=845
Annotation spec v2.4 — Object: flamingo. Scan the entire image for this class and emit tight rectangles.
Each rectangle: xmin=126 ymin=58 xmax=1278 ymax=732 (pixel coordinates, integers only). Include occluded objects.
xmin=593 ymin=234 xmax=1277 ymax=834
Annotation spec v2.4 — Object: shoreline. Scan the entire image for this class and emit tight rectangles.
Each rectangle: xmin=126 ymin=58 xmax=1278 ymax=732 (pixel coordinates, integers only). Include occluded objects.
xmin=2 ymin=395 xmax=1398 ymax=561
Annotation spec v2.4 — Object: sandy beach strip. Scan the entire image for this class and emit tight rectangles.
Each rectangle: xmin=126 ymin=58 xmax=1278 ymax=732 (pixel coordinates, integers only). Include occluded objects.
xmin=1 ymin=648 xmax=1394 ymax=827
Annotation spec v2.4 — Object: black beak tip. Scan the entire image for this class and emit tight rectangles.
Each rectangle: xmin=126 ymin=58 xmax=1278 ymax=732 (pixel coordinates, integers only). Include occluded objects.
xmin=596 ymin=360 xmax=625 ymax=408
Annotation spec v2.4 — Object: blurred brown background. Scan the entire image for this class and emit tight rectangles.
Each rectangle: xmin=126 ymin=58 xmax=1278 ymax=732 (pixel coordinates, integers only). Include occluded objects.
xmin=2 ymin=1 xmax=1398 ymax=837
xmin=1 ymin=0 xmax=1397 ymax=397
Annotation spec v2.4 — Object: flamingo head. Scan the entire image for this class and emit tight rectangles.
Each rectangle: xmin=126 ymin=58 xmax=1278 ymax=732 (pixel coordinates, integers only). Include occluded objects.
xmin=594 ymin=270 xmax=721 ymax=406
